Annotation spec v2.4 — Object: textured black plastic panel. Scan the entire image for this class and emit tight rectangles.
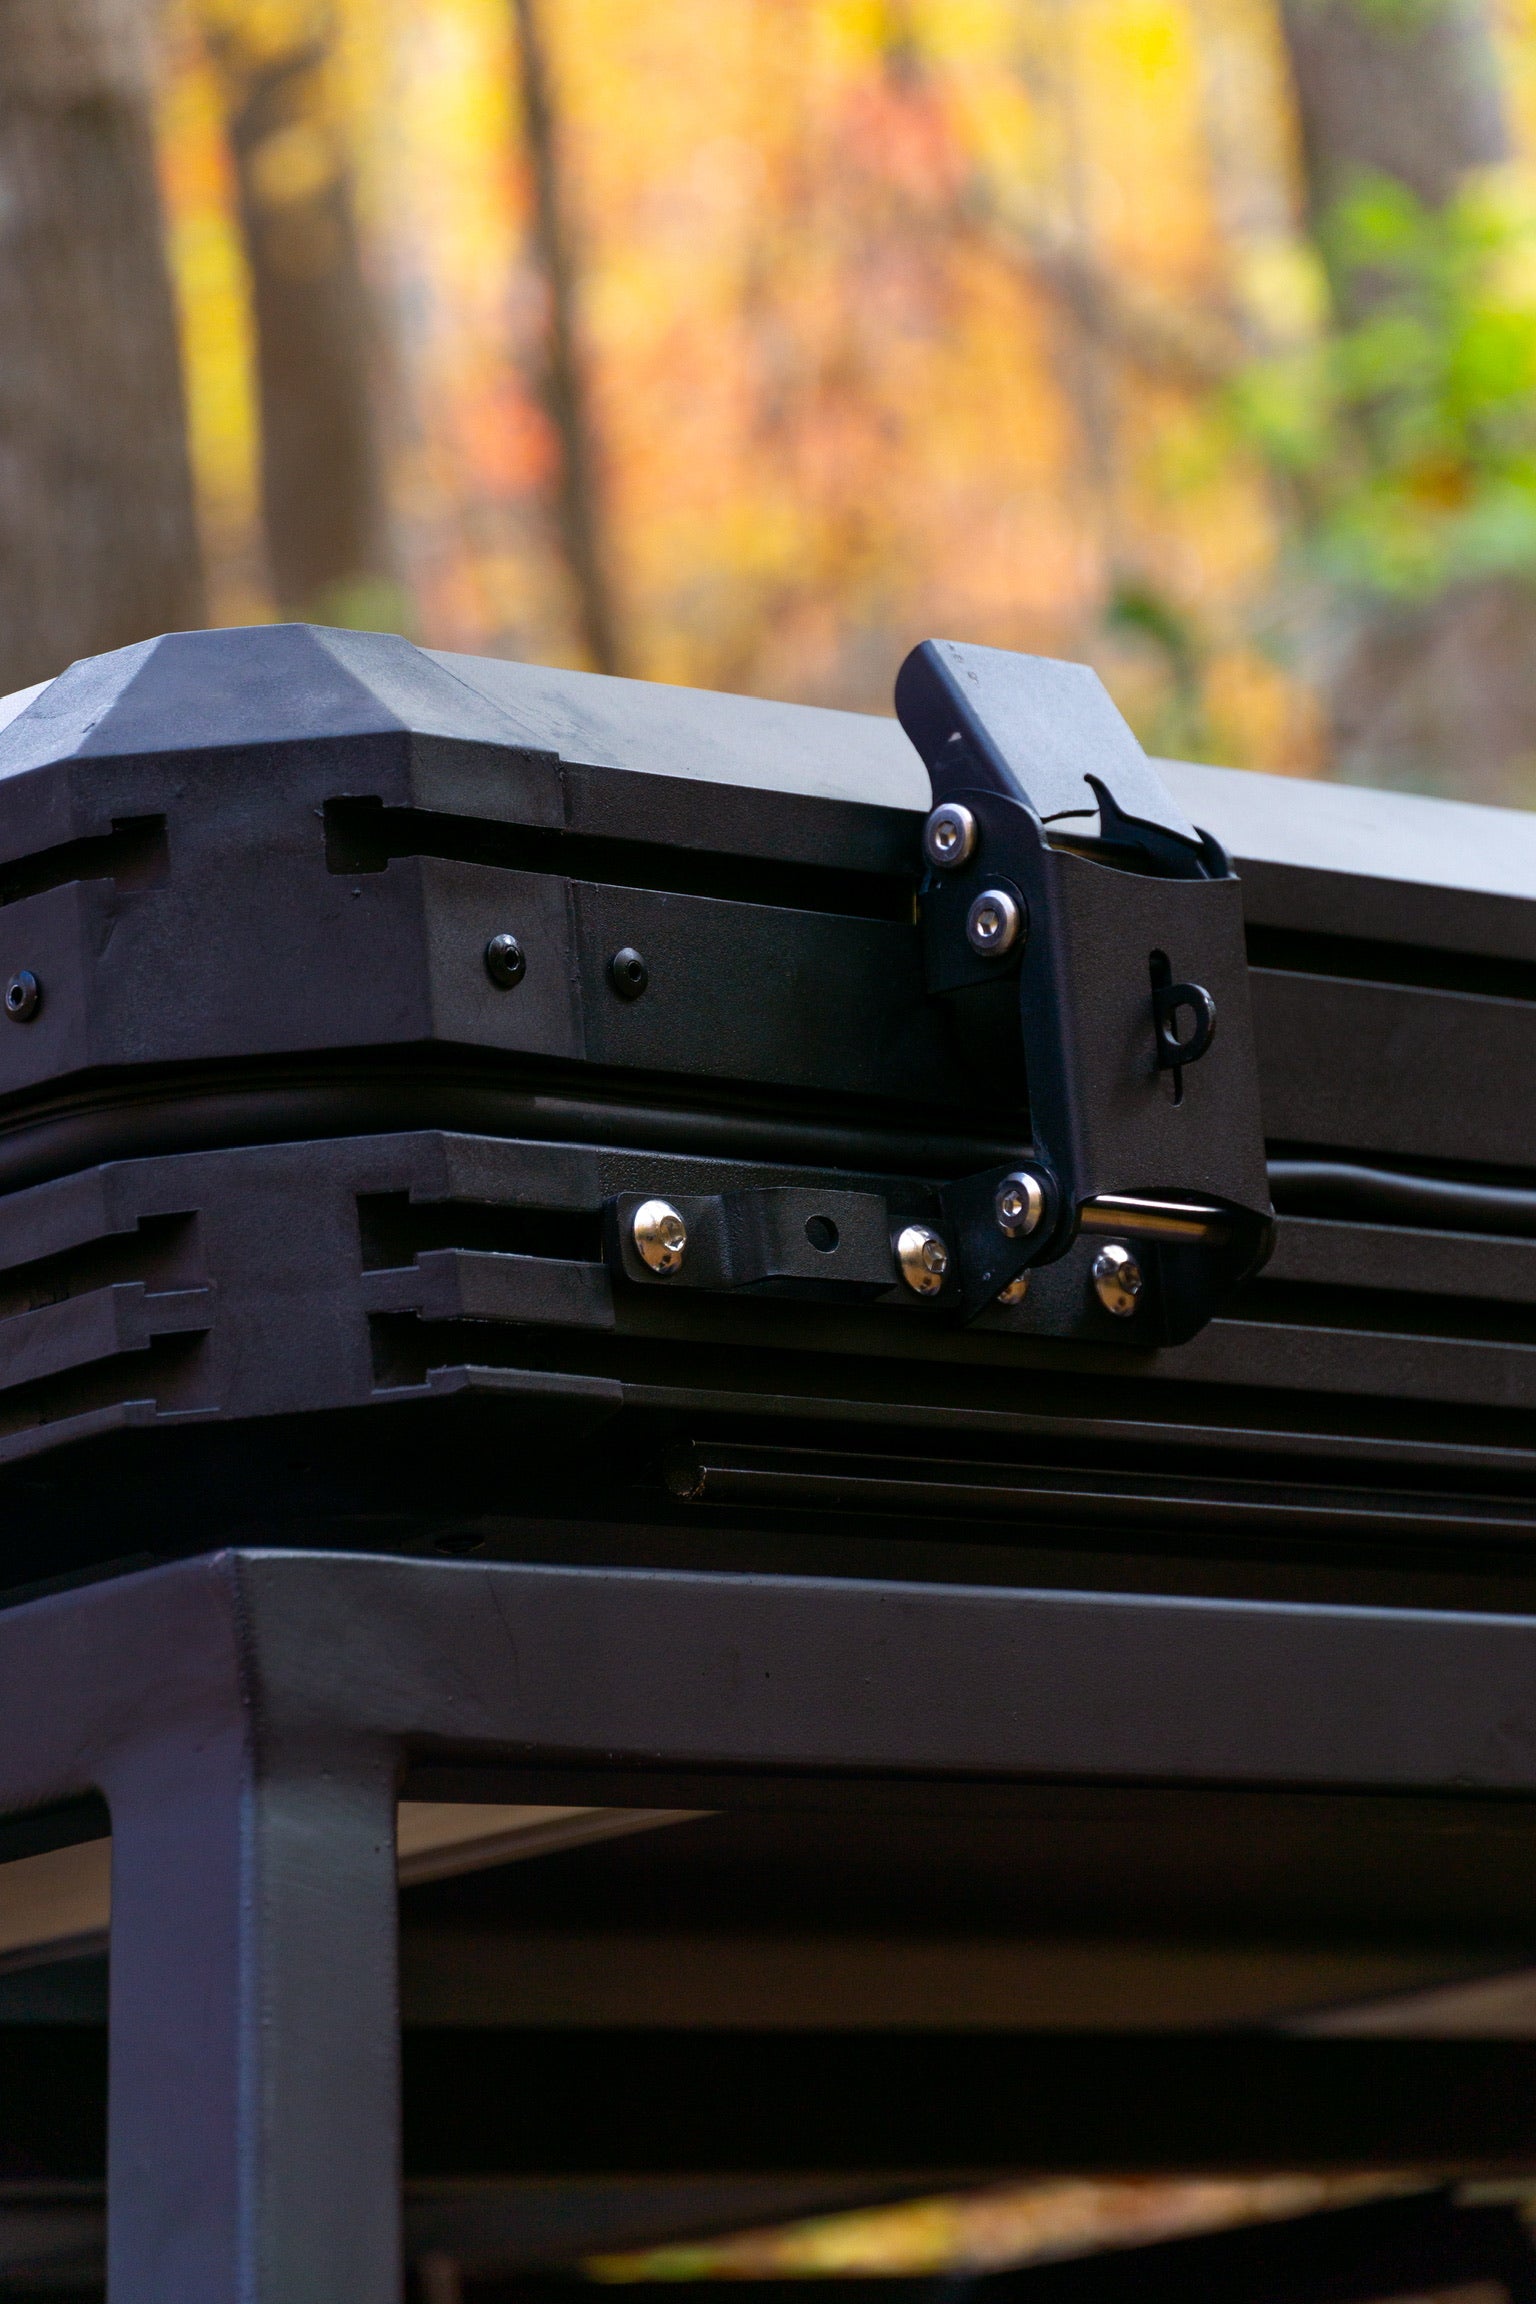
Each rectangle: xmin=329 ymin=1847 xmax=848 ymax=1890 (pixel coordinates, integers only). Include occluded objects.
xmin=0 ymin=623 xmax=1526 ymax=1173
xmin=0 ymin=626 xmax=1531 ymax=1555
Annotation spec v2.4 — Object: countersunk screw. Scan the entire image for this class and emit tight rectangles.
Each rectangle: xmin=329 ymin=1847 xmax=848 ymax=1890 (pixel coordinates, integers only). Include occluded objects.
xmin=895 ymin=1222 xmax=949 ymax=1296
xmin=966 ymin=887 xmax=1023 ymax=957
xmin=1092 ymin=1241 xmax=1143 ymax=1318
xmin=610 ymin=946 xmax=649 ymax=1000
xmin=922 ymin=802 xmax=977 ymax=871
xmin=995 ymin=1170 xmax=1044 ymax=1238
xmin=996 ymin=1273 xmax=1030 ymax=1306
xmin=484 ymin=933 xmax=526 ymax=989
xmin=632 ymin=1198 xmax=687 ymax=1274
xmin=4 ymin=971 xmax=39 ymax=1023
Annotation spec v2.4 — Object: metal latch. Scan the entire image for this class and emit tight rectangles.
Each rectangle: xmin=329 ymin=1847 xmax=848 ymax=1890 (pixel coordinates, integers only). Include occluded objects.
xmin=604 ymin=640 xmax=1271 ymax=1347
xmin=896 ymin=638 xmax=1273 ymax=1340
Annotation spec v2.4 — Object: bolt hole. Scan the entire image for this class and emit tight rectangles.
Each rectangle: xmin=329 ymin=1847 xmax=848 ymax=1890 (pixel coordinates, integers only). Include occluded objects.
xmin=805 ymin=1215 xmax=839 ymax=1253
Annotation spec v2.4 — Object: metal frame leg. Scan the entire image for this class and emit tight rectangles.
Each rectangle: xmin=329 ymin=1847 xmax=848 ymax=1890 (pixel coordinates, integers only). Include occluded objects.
xmin=103 ymin=1727 xmax=401 ymax=2303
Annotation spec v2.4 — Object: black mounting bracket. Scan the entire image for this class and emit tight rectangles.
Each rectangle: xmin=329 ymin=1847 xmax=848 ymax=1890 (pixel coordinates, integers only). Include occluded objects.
xmin=895 ymin=638 xmax=1274 ymax=1342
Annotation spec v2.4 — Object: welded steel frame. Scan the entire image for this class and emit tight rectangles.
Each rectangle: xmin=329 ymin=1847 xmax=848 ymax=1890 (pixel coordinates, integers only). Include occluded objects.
xmin=5 ymin=1548 xmax=1536 ymax=2298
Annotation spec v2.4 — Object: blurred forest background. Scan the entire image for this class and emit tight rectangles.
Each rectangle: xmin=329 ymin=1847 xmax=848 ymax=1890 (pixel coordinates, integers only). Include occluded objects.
xmin=8 ymin=0 xmax=1536 ymax=799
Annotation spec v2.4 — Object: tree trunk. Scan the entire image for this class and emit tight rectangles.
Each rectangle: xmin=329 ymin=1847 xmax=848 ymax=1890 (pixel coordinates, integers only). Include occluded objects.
xmin=511 ymin=0 xmax=626 ymax=675
xmin=1280 ymin=0 xmax=1507 ymax=226
xmin=1277 ymin=0 xmax=1532 ymax=799
xmin=203 ymin=4 xmax=394 ymax=626
xmin=0 ymin=0 xmax=204 ymax=692
xmin=1325 ymin=583 xmax=1536 ymax=805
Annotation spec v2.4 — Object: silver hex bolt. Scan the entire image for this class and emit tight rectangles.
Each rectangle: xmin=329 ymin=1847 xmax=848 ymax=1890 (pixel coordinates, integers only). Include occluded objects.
xmin=994 ymin=1170 xmax=1044 ymax=1238
xmin=895 ymin=1223 xmax=949 ymax=1296
xmin=1092 ymin=1240 xmax=1143 ymax=1318
xmin=995 ymin=1273 xmax=1030 ymax=1306
xmin=965 ymin=887 xmax=1023 ymax=958
xmin=922 ymin=802 xmax=977 ymax=871
xmin=632 ymin=1198 xmax=688 ymax=1275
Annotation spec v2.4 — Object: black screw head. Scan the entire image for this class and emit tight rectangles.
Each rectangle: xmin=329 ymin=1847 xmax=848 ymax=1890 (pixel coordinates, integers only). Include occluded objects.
xmin=484 ymin=933 xmax=526 ymax=989
xmin=610 ymin=946 xmax=649 ymax=1000
xmin=4 ymin=971 xmax=39 ymax=1022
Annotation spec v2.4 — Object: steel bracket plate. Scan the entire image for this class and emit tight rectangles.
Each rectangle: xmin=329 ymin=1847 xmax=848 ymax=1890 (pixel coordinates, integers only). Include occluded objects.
xmin=896 ymin=639 xmax=1274 ymax=1340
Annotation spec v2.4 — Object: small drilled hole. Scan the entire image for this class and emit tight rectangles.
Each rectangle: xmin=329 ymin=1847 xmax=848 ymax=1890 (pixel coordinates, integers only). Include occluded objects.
xmin=804 ymin=1215 xmax=839 ymax=1253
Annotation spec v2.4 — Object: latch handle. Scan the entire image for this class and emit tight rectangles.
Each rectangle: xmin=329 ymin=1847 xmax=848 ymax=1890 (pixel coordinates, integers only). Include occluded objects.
xmin=895 ymin=638 xmax=1209 ymax=867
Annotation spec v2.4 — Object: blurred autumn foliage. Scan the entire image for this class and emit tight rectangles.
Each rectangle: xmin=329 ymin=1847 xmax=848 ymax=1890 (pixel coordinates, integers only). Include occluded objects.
xmin=153 ymin=0 xmax=1308 ymax=757
xmin=18 ymin=0 xmax=1536 ymax=795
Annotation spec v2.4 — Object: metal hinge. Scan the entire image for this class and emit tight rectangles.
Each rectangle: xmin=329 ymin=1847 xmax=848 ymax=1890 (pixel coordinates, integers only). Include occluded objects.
xmin=896 ymin=638 xmax=1273 ymax=1340
xmin=604 ymin=641 xmax=1272 ymax=1347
